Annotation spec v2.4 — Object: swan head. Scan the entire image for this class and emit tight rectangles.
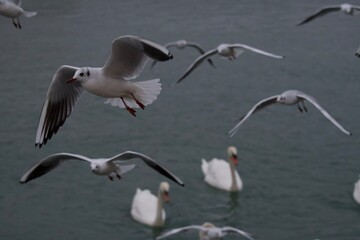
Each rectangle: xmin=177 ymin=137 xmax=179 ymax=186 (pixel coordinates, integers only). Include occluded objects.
xmin=68 ymin=67 xmax=91 ymax=84
xmin=227 ymin=146 xmax=239 ymax=165
xmin=160 ymin=181 xmax=170 ymax=202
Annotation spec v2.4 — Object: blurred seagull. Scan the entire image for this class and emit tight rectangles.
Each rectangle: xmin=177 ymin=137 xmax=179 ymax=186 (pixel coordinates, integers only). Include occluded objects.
xmin=19 ymin=151 xmax=184 ymax=186
xmin=355 ymin=46 xmax=360 ymax=57
xmin=353 ymin=175 xmax=360 ymax=204
xmin=35 ymin=35 xmax=173 ymax=148
xmin=297 ymin=3 xmax=360 ymax=26
xmin=0 ymin=0 xmax=37 ymax=29
xmin=175 ymin=43 xmax=283 ymax=84
xmin=228 ymin=90 xmax=352 ymax=137
xmin=156 ymin=222 xmax=254 ymax=240
xmin=150 ymin=39 xmax=215 ymax=69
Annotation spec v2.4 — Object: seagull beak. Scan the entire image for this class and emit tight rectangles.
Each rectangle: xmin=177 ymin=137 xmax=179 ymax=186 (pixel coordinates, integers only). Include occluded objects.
xmin=231 ymin=154 xmax=239 ymax=166
xmin=163 ymin=191 xmax=170 ymax=203
xmin=67 ymin=77 xmax=77 ymax=83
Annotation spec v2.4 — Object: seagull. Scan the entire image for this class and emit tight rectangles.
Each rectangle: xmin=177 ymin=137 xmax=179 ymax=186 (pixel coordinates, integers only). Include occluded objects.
xmin=355 ymin=46 xmax=360 ymax=57
xmin=19 ymin=151 xmax=185 ymax=186
xmin=228 ymin=90 xmax=352 ymax=137
xmin=0 ymin=0 xmax=37 ymax=29
xmin=175 ymin=43 xmax=283 ymax=84
xmin=297 ymin=3 xmax=360 ymax=26
xmin=35 ymin=35 xmax=173 ymax=148
xmin=150 ymin=39 xmax=215 ymax=69
xmin=156 ymin=222 xmax=254 ymax=240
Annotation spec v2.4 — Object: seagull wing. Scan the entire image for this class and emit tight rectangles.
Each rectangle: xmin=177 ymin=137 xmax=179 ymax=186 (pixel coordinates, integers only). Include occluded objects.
xmin=297 ymin=5 xmax=341 ymax=26
xmin=228 ymin=95 xmax=279 ymax=137
xmin=107 ymin=151 xmax=184 ymax=186
xmin=156 ymin=226 xmax=206 ymax=240
xmin=221 ymin=227 xmax=255 ymax=240
xmin=296 ymin=92 xmax=352 ymax=135
xmin=187 ymin=42 xmax=216 ymax=68
xmin=35 ymin=65 xmax=84 ymax=148
xmin=19 ymin=153 xmax=91 ymax=183
xmin=175 ymin=48 xmax=218 ymax=84
xmin=229 ymin=44 xmax=284 ymax=59
xmin=351 ymin=5 xmax=360 ymax=11
xmin=102 ymin=35 xmax=173 ymax=80
xmin=9 ymin=0 xmax=21 ymax=6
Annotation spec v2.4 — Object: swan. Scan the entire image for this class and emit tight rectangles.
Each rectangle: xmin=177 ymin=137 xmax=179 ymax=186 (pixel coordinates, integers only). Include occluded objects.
xmin=201 ymin=147 xmax=242 ymax=192
xmin=353 ymin=175 xmax=360 ymax=204
xmin=131 ymin=181 xmax=170 ymax=227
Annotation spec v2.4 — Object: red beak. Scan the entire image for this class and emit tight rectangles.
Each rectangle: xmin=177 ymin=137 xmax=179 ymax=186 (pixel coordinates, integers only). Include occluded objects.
xmin=163 ymin=191 xmax=170 ymax=203
xmin=67 ymin=78 xmax=77 ymax=83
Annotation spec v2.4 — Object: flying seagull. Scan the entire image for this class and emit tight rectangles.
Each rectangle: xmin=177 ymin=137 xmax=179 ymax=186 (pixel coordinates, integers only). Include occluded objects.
xmin=35 ymin=35 xmax=173 ymax=148
xmin=19 ymin=151 xmax=184 ymax=186
xmin=150 ymin=40 xmax=215 ymax=69
xmin=228 ymin=90 xmax=352 ymax=137
xmin=175 ymin=43 xmax=283 ymax=84
xmin=297 ymin=3 xmax=360 ymax=26
xmin=156 ymin=222 xmax=254 ymax=240
xmin=355 ymin=46 xmax=360 ymax=57
xmin=0 ymin=0 xmax=37 ymax=29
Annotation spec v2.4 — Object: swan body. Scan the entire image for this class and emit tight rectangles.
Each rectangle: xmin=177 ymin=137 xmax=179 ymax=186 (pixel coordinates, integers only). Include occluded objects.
xmin=201 ymin=147 xmax=242 ymax=192
xmin=131 ymin=182 xmax=170 ymax=227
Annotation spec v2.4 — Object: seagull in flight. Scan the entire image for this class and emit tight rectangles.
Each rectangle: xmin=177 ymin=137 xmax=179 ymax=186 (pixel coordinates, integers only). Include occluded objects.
xmin=175 ymin=43 xmax=283 ymax=84
xmin=35 ymin=35 xmax=173 ymax=148
xmin=150 ymin=39 xmax=215 ymax=69
xmin=297 ymin=3 xmax=360 ymax=26
xmin=156 ymin=222 xmax=254 ymax=240
xmin=0 ymin=0 xmax=37 ymax=29
xmin=355 ymin=46 xmax=360 ymax=57
xmin=228 ymin=90 xmax=352 ymax=137
xmin=19 ymin=151 xmax=184 ymax=186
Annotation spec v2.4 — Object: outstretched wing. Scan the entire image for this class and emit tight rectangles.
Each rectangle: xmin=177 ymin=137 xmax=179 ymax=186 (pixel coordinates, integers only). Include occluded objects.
xmin=187 ymin=42 xmax=216 ymax=68
xmin=297 ymin=5 xmax=341 ymax=26
xmin=19 ymin=153 xmax=91 ymax=183
xmin=222 ymin=227 xmax=255 ymax=240
xmin=35 ymin=65 xmax=84 ymax=148
xmin=156 ymin=226 xmax=206 ymax=240
xmin=228 ymin=95 xmax=279 ymax=137
xmin=107 ymin=151 xmax=184 ymax=186
xmin=175 ymin=48 xmax=218 ymax=84
xmin=296 ymin=92 xmax=352 ymax=135
xmin=103 ymin=35 xmax=173 ymax=80
xmin=229 ymin=44 xmax=284 ymax=59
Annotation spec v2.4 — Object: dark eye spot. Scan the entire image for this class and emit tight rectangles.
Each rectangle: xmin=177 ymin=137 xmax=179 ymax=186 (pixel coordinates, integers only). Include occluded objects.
xmin=79 ymin=73 xmax=84 ymax=77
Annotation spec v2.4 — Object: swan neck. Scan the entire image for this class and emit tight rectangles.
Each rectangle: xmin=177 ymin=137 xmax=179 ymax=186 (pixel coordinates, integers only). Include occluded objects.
xmin=154 ymin=190 xmax=164 ymax=226
xmin=229 ymin=158 xmax=238 ymax=191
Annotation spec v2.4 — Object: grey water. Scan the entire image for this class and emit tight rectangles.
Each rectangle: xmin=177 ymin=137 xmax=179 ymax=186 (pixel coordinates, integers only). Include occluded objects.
xmin=1 ymin=0 xmax=360 ymax=239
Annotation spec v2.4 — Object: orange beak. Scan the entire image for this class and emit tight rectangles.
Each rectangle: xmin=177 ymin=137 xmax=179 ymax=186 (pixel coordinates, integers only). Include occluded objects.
xmin=231 ymin=155 xmax=239 ymax=166
xmin=163 ymin=191 xmax=170 ymax=203
xmin=67 ymin=77 xmax=77 ymax=83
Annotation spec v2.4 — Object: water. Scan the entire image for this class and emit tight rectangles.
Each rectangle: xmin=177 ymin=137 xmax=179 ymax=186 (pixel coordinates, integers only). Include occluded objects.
xmin=1 ymin=0 xmax=360 ymax=239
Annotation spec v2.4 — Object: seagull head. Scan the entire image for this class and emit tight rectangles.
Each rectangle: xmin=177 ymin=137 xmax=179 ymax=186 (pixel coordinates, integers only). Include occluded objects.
xmin=68 ymin=68 xmax=90 ymax=84
xmin=160 ymin=181 xmax=170 ymax=203
xmin=176 ymin=40 xmax=187 ymax=49
xmin=277 ymin=95 xmax=286 ymax=103
xmin=227 ymin=146 xmax=239 ymax=165
xmin=90 ymin=163 xmax=100 ymax=173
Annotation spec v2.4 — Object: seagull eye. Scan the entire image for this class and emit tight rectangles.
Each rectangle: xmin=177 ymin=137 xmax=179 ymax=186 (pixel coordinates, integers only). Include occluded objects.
xmin=79 ymin=73 xmax=84 ymax=77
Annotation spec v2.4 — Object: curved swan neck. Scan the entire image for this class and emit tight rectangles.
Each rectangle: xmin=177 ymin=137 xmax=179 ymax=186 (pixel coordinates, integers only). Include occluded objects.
xmin=154 ymin=189 xmax=165 ymax=226
xmin=228 ymin=158 xmax=238 ymax=191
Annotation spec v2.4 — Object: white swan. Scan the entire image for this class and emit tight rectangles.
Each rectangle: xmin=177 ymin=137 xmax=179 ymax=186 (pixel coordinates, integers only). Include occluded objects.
xmin=201 ymin=147 xmax=242 ymax=192
xmin=131 ymin=181 xmax=170 ymax=227
xmin=353 ymin=175 xmax=360 ymax=204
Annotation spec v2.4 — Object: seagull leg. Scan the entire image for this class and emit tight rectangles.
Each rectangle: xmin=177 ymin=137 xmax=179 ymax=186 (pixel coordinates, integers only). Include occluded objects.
xmin=131 ymin=93 xmax=145 ymax=110
xmin=297 ymin=103 xmax=303 ymax=113
xmin=17 ymin=17 xmax=22 ymax=29
xmin=108 ymin=175 xmax=114 ymax=181
xmin=301 ymin=100 xmax=308 ymax=112
xmin=12 ymin=18 xmax=18 ymax=28
xmin=116 ymin=172 xmax=122 ymax=180
xmin=120 ymin=97 xmax=136 ymax=117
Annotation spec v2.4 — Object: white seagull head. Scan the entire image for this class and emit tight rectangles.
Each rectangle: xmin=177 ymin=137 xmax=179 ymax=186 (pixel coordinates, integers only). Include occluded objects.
xmin=68 ymin=67 xmax=90 ymax=84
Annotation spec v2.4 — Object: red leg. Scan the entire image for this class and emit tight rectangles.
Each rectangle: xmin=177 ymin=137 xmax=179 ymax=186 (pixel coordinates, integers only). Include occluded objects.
xmin=121 ymin=97 xmax=136 ymax=117
xmin=131 ymin=93 xmax=145 ymax=110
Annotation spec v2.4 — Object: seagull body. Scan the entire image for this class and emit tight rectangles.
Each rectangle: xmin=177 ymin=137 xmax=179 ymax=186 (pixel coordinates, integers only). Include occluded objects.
xmin=201 ymin=147 xmax=242 ymax=192
xmin=35 ymin=35 xmax=173 ymax=147
xmin=355 ymin=46 xmax=360 ymax=57
xmin=0 ymin=0 xmax=37 ymax=29
xmin=297 ymin=3 xmax=360 ymax=26
xmin=228 ymin=90 xmax=352 ymax=137
xmin=353 ymin=176 xmax=360 ymax=204
xmin=131 ymin=182 xmax=170 ymax=227
xmin=176 ymin=43 xmax=283 ymax=84
xmin=19 ymin=151 xmax=184 ymax=186
xmin=151 ymin=39 xmax=215 ymax=69
xmin=156 ymin=222 xmax=254 ymax=240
